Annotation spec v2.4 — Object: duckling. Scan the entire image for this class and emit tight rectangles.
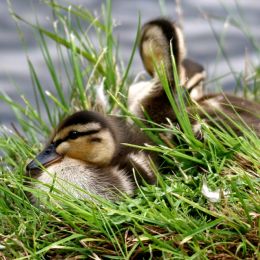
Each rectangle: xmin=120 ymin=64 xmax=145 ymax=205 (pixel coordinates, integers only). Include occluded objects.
xmin=128 ymin=18 xmax=206 ymax=122
xmin=128 ymin=18 xmax=260 ymax=137
xmin=26 ymin=111 xmax=156 ymax=204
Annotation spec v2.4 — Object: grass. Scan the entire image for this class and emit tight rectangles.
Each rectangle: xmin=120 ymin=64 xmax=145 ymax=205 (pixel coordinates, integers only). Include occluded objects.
xmin=0 ymin=0 xmax=260 ymax=259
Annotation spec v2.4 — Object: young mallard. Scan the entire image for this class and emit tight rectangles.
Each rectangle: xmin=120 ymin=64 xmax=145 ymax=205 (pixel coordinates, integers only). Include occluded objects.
xmin=26 ymin=111 xmax=156 ymax=203
xmin=128 ymin=18 xmax=260 ymax=137
xmin=128 ymin=18 xmax=206 ymax=121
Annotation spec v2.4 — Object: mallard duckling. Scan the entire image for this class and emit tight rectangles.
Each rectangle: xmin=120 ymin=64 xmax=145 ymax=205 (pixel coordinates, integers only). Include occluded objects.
xmin=26 ymin=111 xmax=156 ymax=203
xmin=128 ymin=18 xmax=206 ymax=121
xmin=128 ymin=18 xmax=260 ymax=137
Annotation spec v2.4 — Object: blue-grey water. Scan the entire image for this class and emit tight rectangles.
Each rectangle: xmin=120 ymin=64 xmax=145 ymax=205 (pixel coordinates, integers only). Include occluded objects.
xmin=1 ymin=0 xmax=260 ymax=126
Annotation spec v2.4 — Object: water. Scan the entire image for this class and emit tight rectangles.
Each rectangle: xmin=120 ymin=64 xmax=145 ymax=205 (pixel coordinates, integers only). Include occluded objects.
xmin=1 ymin=0 xmax=259 ymax=126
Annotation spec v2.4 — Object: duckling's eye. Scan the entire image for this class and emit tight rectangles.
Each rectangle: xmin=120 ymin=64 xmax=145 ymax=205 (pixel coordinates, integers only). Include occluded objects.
xmin=68 ymin=131 xmax=80 ymax=140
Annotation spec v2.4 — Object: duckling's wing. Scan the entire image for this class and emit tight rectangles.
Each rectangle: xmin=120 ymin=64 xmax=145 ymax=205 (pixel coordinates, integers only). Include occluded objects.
xmin=107 ymin=116 xmax=157 ymax=185
xmin=191 ymin=94 xmax=260 ymax=136
xmin=127 ymin=152 xmax=156 ymax=185
xmin=182 ymin=58 xmax=206 ymax=100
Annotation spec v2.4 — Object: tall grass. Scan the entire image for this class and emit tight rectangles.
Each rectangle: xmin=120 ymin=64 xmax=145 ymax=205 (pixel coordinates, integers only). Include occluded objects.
xmin=0 ymin=1 xmax=259 ymax=259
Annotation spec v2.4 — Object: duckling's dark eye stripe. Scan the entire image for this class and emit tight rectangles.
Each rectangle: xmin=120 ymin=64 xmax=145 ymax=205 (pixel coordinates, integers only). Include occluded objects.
xmin=68 ymin=129 xmax=101 ymax=139
xmin=53 ymin=129 xmax=101 ymax=146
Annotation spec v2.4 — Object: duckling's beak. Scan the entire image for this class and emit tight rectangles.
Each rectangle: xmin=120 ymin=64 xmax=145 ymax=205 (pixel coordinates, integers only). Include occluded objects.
xmin=26 ymin=143 xmax=63 ymax=173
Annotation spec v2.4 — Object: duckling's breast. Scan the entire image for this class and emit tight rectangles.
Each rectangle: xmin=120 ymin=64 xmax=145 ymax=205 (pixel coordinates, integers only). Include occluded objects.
xmin=31 ymin=157 xmax=134 ymax=204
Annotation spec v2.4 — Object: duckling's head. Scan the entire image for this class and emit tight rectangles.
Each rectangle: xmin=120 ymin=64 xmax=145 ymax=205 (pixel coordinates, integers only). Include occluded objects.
xmin=26 ymin=111 xmax=118 ymax=173
xmin=140 ymin=18 xmax=186 ymax=80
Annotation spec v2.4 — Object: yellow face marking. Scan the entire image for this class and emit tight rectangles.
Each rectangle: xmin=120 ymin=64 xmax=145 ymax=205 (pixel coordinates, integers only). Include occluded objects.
xmin=55 ymin=129 xmax=116 ymax=166
xmin=141 ymin=23 xmax=186 ymax=84
xmin=142 ymin=41 xmax=164 ymax=76
xmin=141 ymin=26 xmax=167 ymax=76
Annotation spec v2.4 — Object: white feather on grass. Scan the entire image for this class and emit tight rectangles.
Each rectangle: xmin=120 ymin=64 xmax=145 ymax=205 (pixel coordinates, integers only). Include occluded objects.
xmin=201 ymin=180 xmax=229 ymax=203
